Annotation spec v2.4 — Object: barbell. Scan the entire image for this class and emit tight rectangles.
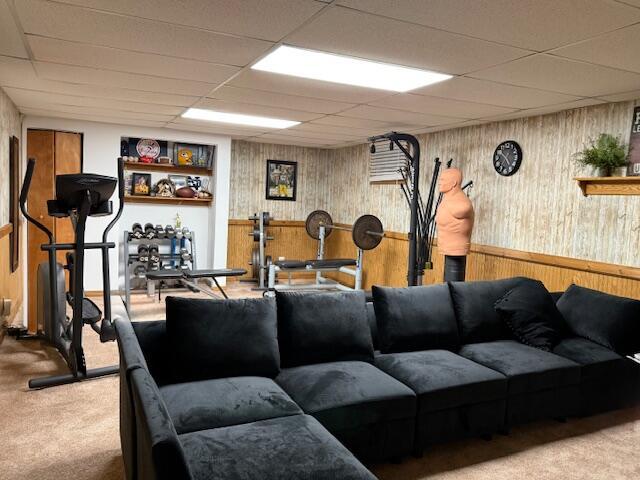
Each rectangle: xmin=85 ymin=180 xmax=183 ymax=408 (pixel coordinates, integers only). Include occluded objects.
xmin=304 ymin=210 xmax=385 ymax=251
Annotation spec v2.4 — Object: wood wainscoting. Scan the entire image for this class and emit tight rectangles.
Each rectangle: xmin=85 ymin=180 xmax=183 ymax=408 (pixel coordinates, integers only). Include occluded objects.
xmin=227 ymin=219 xmax=640 ymax=299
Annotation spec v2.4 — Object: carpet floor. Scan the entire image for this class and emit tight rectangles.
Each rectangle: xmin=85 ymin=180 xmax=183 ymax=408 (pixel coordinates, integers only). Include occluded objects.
xmin=1 ymin=286 xmax=639 ymax=480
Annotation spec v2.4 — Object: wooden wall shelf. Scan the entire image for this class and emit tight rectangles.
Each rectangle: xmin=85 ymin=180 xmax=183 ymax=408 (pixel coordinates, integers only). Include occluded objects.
xmin=124 ymin=195 xmax=212 ymax=206
xmin=123 ymin=161 xmax=213 ymax=176
xmin=575 ymin=177 xmax=640 ymax=196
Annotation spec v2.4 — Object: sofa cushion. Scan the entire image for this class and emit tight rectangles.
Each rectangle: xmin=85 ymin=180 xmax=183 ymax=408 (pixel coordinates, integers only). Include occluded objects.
xmin=495 ymin=280 xmax=566 ymax=351
xmin=375 ymin=349 xmax=507 ymax=412
xmin=165 ymin=296 xmax=280 ymax=383
xmin=179 ymin=415 xmax=376 ymax=480
xmin=276 ymin=360 xmax=416 ymax=431
xmin=372 ymin=284 xmax=459 ymax=353
xmin=449 ymin=277 xmax=526 ymax=344
xmin=458 ymin=340 xmax=581 ymax=395
xmin=275 ymin=291 xmax=374 ymax=368
xmin=557 ymin=285 xmax=640 ymax=355
xmin=365 ymin=302 xmax=378 ymax=350
xmin=553 ymin=337 xmax=626 ymax=381
xmin=130 ymin=368 xmax=192 ymax=480
xmin=160 ymin=377 xmax=302 ymax=435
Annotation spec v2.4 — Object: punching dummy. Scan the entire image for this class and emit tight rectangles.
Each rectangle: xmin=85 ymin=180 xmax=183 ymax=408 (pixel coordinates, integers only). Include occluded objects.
xmin=435 ymin=168 xmax=474 ymax=282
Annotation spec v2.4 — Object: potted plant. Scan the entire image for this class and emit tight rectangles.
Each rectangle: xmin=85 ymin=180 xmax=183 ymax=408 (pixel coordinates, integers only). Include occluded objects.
xmin=574 ymin=133 xmax=630 ymax=177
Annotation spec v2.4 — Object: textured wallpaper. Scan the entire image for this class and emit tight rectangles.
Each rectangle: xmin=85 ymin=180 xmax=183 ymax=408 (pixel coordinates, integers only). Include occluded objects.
xmin=230 ymin=100 xmax=640 ymax=268
xmin=0 ymin=88 xmax=21 ymax=226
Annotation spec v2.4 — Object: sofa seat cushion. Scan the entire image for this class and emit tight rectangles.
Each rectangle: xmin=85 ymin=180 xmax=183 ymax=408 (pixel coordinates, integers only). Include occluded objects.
xmin=458 ymin=340 xmax=581 ymax=395
xmin=179 ymin=415 xmax=376 ymax=480
xmin=159 ymin=376 xmax=302 ymax=435
xmin=375 ymin=350 xmax=507 ymax=412
xmin=552 ymin=337 xmax=626 ymax=381
xmin=276 ymin=361 xmax=416 ymax=431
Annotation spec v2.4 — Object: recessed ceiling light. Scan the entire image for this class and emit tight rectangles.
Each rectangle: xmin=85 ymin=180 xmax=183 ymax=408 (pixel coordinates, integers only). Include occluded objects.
xmin=182 ymin=108 xmax=300 ymax=129
xmin=252 ymin=45 xmax=452 ymax=92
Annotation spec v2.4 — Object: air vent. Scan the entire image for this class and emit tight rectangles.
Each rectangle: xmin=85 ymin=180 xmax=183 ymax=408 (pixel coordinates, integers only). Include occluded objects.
xmin=369 ymin=139 xmax=407 ymax=183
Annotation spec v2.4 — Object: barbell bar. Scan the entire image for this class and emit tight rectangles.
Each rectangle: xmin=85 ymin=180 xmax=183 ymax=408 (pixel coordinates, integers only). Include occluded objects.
xmin=304 ymin=210 xmax=385 ymax=251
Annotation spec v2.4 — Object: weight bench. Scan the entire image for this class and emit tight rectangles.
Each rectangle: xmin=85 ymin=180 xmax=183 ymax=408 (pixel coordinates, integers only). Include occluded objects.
xmin=145 ymin=268 xmax=247 ymax=300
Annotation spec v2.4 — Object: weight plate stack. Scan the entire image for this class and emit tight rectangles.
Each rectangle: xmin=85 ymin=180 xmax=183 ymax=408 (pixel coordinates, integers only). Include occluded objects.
xmin=305 ymin=210 xmax=333 ymax=240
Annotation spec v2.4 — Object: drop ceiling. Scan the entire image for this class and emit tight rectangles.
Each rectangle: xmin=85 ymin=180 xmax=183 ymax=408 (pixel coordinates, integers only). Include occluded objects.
xmin=2 ymin=0 xmax=640 ymax=148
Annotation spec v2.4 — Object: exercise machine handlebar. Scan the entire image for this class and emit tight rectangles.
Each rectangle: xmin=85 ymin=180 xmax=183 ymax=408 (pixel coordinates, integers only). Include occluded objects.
xmin=20 ymin=158 xmax=54 ymax=244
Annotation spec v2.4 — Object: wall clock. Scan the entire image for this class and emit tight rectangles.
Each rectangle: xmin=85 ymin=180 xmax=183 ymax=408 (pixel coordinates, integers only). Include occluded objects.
xmin=136 ymin=138 xmax=160 ymax=159
xmin=493 ymin=140 xmax=522 ymax=176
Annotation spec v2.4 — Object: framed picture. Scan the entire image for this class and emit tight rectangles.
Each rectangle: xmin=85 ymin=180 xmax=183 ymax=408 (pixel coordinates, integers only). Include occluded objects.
xmin=174 ymin=143 xmax=199 ymax=166
xmin=131 ymin=173 xmax=152 ymax=196
xmin=9 ymin=135 xmax=20 ymax=272
xmin=266 ymin=160 xmax=297 ymax=201
xmin=169 ymin=174 xmax=188 ymax=189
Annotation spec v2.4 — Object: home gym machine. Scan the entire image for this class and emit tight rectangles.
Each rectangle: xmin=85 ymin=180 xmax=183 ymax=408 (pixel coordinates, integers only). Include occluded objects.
xmin=246 ymin=211 xmax=274 ymax=289
xmin=20 ymin=157 xmax=125 ymax=389
xmin=266 ymin=210 xmax=384 ymax=293
xmin=368 ymin=132 xmax=472 ymax=286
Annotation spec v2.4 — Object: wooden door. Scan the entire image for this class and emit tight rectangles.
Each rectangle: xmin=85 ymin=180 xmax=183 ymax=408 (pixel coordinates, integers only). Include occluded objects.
xmin=26 ymin=130 xmax=82 ymax=332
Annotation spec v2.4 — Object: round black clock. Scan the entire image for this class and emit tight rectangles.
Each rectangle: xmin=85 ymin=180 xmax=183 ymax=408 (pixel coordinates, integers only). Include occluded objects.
xmin=493 ymin=140 xmax=522 ymax=176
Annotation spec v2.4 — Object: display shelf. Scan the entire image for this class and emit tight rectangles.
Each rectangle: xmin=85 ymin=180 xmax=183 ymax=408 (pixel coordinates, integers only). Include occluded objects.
xmin=124 ymin=195 xmax=212 ymax=206
xmin=123 ymin=161 xmax=212 ymax=176
xmin=575 ymin=177 xmax=640 ymax=196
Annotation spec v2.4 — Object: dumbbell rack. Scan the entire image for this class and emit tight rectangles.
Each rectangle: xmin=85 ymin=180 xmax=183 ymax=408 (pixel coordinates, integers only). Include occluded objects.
xmin=122 ymin=229 xmax=196 ymax=311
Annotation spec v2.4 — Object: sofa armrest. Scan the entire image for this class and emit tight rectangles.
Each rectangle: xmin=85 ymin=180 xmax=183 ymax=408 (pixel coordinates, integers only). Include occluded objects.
xmin=130 ymin=368 xmax=193 ymax=480
xmin=132 ymin=320 xmax=172 ymax=385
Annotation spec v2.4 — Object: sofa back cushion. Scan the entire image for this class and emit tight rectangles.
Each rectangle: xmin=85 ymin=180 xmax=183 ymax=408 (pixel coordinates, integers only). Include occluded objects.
xmin=449 ymin=277 xmax=527 ymax=344
xmin=557 ymin=285 xmax=640 ymax=355
xmin=165 ymin=296 xmax=280 ymax=383
xmin=365 ymin=302 xmax=379 ymax=350
xmin=372 ymin=284 xmax=459 ymax=353
xmin=276 ymin=290 xmax=374 ymax=367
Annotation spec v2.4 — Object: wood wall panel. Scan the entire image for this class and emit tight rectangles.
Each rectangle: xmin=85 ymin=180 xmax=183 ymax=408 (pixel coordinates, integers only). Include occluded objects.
xmin=0 ymin=226 xmax=24 ymax=338
xmin=227 ymin=220 xmax=640 ymax=300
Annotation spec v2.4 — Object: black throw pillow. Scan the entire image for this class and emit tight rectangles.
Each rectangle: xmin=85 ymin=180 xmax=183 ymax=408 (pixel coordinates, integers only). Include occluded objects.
xmin=275 ymin=290 xmax=374 ymax=368
xmin=494 ymin=280 xmax=566 ymax=351
xmin=557 ymin=284 xmax=640 ymax=355
xmin=165 ymin=296 xmax=280 ymax=383
xmin=372 ymin=284 xmax=459 ymax=353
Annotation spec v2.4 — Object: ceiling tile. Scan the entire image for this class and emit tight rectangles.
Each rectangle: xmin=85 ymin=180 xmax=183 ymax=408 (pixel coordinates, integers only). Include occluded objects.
xmin=167 ymin=121 xmax=269 ymax=138
xmin=54 ymin=0 xmax=325 ymax=41
xmin=551 ymin=23 xmax=640 ymax=73
xmin=0 ymin=0 xmax=28 ymax=58
xmin=369 ymin=93 xmax=516 ymax=119
xmin=194 ymin=98 xmax=326 ymax=122
xmin=478 ymin=98 xmax=605 ymax=122
xmin=293 ymin=122 xmax=384 ymax=136
xmin=27 ymin=36 xmax=240 ymax=83
xmin=18 ymin=103 xmax=175 ymax=122
xmin=412 ymin=77 xmax=582 ymax=109
xmin=19 ymin=106 xmax=169 ymax=127
xmin=208 ymin=86 xmax=356 ymax=115
xmin=34 ymin=62 xmax=215 ymax=96
xmin=0 ymin=55 xmax=38 ymax=84
xmin=16 ymin=0 xmax=273 ymax=66
xmin=337 ymin=0 xmax=640 ymax=51
xmin=229 ymin=69 xmax=392 ymax=104
xmin=470 ymin=54 xmax=640 ymax=97
xmin=254 ymin=133 xmax=333 ymax=147
xmin=3 ymin=87 xmax=184 ymax=115
xmin=273 ymin=127 xmax=364 ymax=142
xmin=340 ymin=105 xmax=463 ymax=126
xmin=311 ymin=115 xmax=416 ymax=130
xmin=596 ymin=89 xmax=640 ymax=102
xmin=286 ymin=6 xmax=531 ymax=75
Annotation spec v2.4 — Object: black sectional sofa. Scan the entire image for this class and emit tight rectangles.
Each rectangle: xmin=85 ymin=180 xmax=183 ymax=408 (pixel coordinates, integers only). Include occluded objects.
xmin=116 ymin=277 xmax=640 ymax=480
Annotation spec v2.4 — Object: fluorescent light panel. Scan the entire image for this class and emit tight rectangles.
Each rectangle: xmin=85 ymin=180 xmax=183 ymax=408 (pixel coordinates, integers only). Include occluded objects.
xmin=252 ymin=45 xmax=452 ymax=92
xmin=182 ymin=108 xmax=300 ymax=129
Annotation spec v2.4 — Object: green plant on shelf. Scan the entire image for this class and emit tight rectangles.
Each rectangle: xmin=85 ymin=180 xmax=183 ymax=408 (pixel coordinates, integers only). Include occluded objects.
xmin=574 ymin=133 xmax=629 ymax=176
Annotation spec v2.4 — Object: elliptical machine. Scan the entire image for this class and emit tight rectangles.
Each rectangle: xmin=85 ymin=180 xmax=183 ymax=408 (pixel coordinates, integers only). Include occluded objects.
xmin=20 ymin=157 xmax=125 ymax=389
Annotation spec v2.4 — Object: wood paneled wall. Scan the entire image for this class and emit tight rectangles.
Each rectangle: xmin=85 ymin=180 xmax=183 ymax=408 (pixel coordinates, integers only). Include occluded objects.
xmin=227 ymin=220 xmax=640 ymax=300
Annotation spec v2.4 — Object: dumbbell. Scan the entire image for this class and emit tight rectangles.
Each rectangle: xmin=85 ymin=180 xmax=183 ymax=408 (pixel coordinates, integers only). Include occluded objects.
xmin=179 ymin=247 xmax=191 ymax=266
xmin=144 ymin=223 xmax=156 ymax=239
xmin=182 ymin=227 xmax=191 ymax=240
xmin=138 ymin=244 xmax=149 ymax=263
xmin=131 ymin=223 xmax=143 ymax=240
xmin=133 ymin=264 xmax=147 ymax=277
xmin=149 ymin=244 xmax=160 ymax=270
xmin=175 ymin=229 xmax=183 ymax=240
xmin=155 ymin=224 xmax=165 ymax=239
xmin=165 ymin=225 xmax=175 ymax=239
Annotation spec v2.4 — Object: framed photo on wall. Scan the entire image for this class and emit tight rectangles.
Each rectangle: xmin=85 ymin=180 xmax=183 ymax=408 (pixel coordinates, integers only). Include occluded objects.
xmin=168 ymin=174 xmax=188 ymax=189
xmin=266 ymin=160 xmax=297 ymax=201
xmin=131 ymin=173 xmax=152 ymax=196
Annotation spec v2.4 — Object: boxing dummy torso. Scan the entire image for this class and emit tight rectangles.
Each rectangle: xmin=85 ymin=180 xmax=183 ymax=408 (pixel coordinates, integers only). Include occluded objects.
xmin=435 ymin=169 xmax=474 ymax=256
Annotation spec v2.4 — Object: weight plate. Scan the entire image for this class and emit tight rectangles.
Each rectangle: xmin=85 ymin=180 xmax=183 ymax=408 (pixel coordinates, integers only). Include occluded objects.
xmin=262 ymin=211 xmax=270 ymax=226
xmin=305 ymin=210 xmax=333 ymax=240
xmin=251 ymin=227 xmax=260 ymax=242
xmin=352 ymin=214 xmax=384 ymax=250
xmin=265 ymin=255 xmax=272 ymax=272
xmin=251 ymin=247 xmax=260 ymax=279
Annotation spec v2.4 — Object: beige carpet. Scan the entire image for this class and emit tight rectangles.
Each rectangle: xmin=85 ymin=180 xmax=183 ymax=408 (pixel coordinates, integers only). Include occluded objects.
xmin=1 ymin=287 xmax=639 ymax=480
